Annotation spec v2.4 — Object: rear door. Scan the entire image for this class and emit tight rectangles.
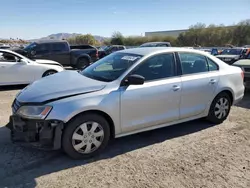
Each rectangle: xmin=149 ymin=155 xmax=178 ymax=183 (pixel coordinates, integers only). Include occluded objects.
xmin=50 ymin=42 xmax=70 ymax=65
xmin=177 ymin=52 xmax=219 ymax=119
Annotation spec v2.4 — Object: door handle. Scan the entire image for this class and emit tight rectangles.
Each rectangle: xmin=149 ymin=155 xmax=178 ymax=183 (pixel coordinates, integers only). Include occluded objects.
xmin=0 ymin=65 xmax=5 ymax=68
xmin=209 ymin=79 xmax=217 ymax=84
xmin=172 ymin=85 xmax=181 ymax=91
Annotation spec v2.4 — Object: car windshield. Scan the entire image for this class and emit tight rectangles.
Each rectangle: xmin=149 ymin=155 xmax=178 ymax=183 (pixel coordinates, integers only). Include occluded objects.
xmin=221 ymin=49 xmax=242 ymax=55
xmin=80 ymin=52 xmax=142 ymax=82
xmin=23 ymin=42 xmax=37 ymax=51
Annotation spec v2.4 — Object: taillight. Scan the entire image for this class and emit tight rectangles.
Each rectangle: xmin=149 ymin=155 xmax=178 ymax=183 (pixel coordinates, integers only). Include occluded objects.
xmin=241 ymin=70 xmax=244 ymax=79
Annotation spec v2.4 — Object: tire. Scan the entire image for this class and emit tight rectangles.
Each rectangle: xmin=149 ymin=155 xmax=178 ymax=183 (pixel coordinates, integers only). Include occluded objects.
xmin=76 ymin=58 xmax=90 ymax=70
xmin=62 ymin=113 xmax=111 ymax=159
xmin=206 ymin=92 xmax=232 ymax=124
xmin=42 ymin=70 xmax=57 ymax=77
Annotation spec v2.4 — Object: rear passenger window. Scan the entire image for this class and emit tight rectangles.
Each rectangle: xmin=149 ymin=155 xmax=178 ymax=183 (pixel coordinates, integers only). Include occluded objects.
xmin=179 ymin=53 xmax=208 ymax=75
xmin=52 ymin=43 xmax=68 ymax=52
xmin=207 ymin=58 xmax=219 ymax=71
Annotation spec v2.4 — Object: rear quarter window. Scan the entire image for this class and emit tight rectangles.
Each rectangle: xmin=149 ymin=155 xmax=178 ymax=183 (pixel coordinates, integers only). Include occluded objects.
xmin=206 ymin=58 xmax=219 ymax=71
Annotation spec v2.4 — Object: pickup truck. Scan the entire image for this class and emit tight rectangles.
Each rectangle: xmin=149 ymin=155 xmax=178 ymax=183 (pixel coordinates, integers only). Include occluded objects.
xmin=12 ymin=40 xmax=99 ymax=69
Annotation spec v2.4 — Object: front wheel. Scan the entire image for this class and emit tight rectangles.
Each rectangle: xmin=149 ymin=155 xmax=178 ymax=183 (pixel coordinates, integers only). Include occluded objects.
xmin=42 ymin=70 xmax=57 ymax=77
xmin=76 ymin=58 xmax=90 ymax=70
xmin=206 ymin=92 xmax=232 ymax=124
xmin=62 ymin=113 xmax=110 ymax=159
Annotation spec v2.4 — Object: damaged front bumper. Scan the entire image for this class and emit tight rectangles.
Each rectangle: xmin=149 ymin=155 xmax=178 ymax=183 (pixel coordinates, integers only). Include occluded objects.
xmin=6 ymin=115 xmax=64 ymax=150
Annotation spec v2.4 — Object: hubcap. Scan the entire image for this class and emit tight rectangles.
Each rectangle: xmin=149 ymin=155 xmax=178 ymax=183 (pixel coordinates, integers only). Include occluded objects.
xmin=72 ymin=122 xmax=104 ymax=154
xmin=45 ymin=71 xmax=55 ymax=76
xmin=214 ymin=97 xmax=229 ymax=119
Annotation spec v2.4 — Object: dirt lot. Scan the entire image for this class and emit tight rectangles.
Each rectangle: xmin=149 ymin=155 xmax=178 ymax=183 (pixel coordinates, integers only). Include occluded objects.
xmin=0 ymin=85 xmax=249 ymax=188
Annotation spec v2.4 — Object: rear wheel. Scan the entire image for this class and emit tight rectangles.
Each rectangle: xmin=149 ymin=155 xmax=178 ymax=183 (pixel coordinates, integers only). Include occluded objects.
xmin=62 ymin=113 xmax=110 ymax=159
xmin=206 ymin=92 xmax=231 ymax=124
xmin=76 ymin=58 xmax=90 ymax=70
xmin=42 ymin=70 xmax=57 ymax=77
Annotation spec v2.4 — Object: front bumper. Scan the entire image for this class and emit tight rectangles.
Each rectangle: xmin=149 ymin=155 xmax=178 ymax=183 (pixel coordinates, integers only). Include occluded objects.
xmin=6 ymin=115 xmax=64 ymax=150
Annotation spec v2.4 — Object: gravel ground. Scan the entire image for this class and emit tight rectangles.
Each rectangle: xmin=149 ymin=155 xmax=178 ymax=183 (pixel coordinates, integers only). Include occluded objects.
xmin=0 ymin=85 xmax=249 ymax=188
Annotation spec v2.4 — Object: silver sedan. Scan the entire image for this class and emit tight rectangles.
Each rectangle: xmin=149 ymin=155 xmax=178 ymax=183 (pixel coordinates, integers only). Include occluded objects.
xmin=7 ymin=47 xmax=245 ymax=159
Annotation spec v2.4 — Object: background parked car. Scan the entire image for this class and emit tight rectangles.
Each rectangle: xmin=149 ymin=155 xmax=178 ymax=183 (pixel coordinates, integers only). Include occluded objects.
xmin=0 ymin=49 xmax=64 ymax=86
xmin=12 ymin=40 xmax=99 ymax=69
xmin=0 ymin=44 xmax=10 ymax=49
xmin=198 ymin=48 xmax=219 ymax=56
xmin=98 ymin=45 xmax=126 ymax=59
xmin=140 ymin=42 xmax=172 ymax=47
xmin=233 ymin=52 xmax=250 ymax=87
xmin=216 ymin=47 xmax=249 ymax=65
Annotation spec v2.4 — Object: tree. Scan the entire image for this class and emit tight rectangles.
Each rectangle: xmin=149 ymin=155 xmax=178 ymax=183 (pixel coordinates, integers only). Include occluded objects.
xmin=110 ymin=31 xmax=125 ymax=45
xmin=67 ymin=34 xmax=97 ymax=45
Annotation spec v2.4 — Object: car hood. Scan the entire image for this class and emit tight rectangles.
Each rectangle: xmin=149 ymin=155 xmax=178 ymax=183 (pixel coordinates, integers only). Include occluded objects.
xmin=16 ymin=71 xmax=106 ymax=103
xmin=35 ymin=59 xmax=62 ymax=66
xmin=233 ymin=59 xmax=250 ymax=66
xmin=216 ymin=55 xmax=240 ymax=59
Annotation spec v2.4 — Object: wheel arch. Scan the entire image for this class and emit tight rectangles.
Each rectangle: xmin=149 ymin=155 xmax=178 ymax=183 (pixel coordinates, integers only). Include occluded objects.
xmin=76 ymin=54 xmax=91 ymax=63
xmin=42 ymin=69 xmax=58 ymax=77
xmin=65 ymin=110 xmax=115 ymax=139
xmin=215 ymin=89 xmax=234 ymax=105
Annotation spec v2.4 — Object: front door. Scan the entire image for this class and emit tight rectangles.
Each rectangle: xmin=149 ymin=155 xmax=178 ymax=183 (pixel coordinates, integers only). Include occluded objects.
xmin=120 ymin=53 xmax=181 ymax=133
xmin=177 ymin=52 xmax=220 ymax=119
xmin=33 ymin=43 xmax=51 ymax=60
xmin=0 ymin=52 xmax=34 ymax=84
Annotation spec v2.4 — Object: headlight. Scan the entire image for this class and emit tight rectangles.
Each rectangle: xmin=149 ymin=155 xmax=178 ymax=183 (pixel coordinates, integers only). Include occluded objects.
xmin=17 ymin=106 xmax=52 ymax=119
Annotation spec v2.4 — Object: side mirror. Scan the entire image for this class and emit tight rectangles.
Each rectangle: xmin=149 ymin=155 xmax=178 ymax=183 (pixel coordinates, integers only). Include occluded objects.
xmin=123 ymin=74 xmax=145 ymax=86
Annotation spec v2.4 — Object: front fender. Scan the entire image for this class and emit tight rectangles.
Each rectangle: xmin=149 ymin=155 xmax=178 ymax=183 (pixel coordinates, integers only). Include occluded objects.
xmin=45 ymin=89 xmax=121 ymax=135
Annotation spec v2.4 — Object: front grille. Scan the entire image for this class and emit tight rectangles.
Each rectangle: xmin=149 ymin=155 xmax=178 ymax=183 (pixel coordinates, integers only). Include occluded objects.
xmin=12 ymin=99 xmax=22 ymax=114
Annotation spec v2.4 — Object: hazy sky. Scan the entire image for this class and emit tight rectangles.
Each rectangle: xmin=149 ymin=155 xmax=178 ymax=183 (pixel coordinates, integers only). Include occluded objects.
xmin=1 ymin=0 xmax=249 ymax=39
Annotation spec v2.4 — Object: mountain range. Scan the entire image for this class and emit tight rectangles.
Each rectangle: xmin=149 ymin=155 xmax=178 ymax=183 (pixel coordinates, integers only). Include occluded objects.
xmin=30 ymin=33 xmax=108 ymax=42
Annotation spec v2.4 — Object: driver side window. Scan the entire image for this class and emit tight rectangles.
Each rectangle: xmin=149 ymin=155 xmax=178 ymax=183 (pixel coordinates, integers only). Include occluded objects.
xmin=0 ymin=52 xmax=18 ymax=62
xmin=131 ymin=53 xmax=175 ymax=81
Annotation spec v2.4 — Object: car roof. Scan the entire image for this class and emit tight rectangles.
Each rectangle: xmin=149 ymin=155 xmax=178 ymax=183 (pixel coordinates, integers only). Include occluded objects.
xmin=34 ymin=39 xmax=67 ymax=44
xmin=0 ymin=49 xmax=28 ymax=58
xmin=223 ymin=47 xmax=245 ymax=50
xmin=119 ymin=47 xmax=211 ymax=56
xmin=0 ymin=49 xmax=14 ymax=53
xmin=142 ymin=42 xmax=170 ymax=45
